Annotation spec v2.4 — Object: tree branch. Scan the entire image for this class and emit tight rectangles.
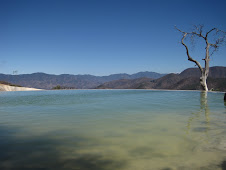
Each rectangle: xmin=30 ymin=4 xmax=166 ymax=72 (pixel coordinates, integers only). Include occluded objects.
xmin=209 ymin=43 xmax=218 ymax=47
xmin=192 ymin=25 xmax=205 ymax=39
xmin=181 ymin=33 xmax=203 ymax=73
xmin=191 ymin=31 xmax=205 ymax=39
xmin=206 ymin=28 xmax=216 ymax=37
xmin=175 ymin=26 xmax=186 ymax=34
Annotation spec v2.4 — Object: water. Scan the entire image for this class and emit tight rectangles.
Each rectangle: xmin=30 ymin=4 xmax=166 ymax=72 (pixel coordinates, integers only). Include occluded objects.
xmin=0 ymin=90 xmax=225 ymax=170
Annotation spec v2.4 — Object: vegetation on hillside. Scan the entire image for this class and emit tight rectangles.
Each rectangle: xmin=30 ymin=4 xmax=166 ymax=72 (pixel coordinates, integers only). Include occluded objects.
xmin=52 ymin=85 xmax=76 ymax=90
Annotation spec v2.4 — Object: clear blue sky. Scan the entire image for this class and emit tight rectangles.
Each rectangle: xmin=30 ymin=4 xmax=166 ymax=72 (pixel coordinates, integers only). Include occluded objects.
xmin=0 ymin=0 xmax=226 ymax=75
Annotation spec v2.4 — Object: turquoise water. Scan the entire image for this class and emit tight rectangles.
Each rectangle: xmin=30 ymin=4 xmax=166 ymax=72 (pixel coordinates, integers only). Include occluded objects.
xmin=0 ymin=90 xmax=225 ymax=170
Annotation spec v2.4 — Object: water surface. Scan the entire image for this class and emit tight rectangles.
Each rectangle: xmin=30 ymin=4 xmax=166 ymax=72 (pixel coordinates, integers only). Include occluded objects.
xmin=0 ymin=90 xmax=225 ymax=170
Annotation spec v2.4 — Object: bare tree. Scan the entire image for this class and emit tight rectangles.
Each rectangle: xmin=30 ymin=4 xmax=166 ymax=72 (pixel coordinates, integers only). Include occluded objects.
xmin=176 ymin=25 xmax=226 ymax=91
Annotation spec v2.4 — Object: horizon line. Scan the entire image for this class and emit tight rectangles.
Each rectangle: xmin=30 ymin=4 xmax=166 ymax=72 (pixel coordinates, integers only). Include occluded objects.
xmin=1 ymin=66 xmax=225 ymax=77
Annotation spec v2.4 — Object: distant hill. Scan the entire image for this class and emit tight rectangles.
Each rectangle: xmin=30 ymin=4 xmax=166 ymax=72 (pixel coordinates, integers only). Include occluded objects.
xmin=96 ymin=78 xmax=154 ymax=89
xmin=179 ymin=66 xmax=226 ymax=78
xmin=96 ymin=66 xmax=226 ymax=91
xmin=0 ymin=71 xmax=165 ymax=89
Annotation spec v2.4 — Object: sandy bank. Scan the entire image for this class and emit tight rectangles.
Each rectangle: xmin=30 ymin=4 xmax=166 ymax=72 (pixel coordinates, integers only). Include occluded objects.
xmin=0 ymin=84 xmax=42 ymax=91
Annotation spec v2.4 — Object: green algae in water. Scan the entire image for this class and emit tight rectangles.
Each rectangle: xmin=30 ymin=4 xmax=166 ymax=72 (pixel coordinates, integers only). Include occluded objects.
xmin=0 ymin=90 xmax=225 ymax=170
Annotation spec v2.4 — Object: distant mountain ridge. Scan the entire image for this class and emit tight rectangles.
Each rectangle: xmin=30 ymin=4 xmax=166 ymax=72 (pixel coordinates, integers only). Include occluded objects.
xmin=96 ymin=77 xmax=154 ymax=89
xmin=1 ymin=66 xmax=225 ymax=91
xmin=179 ymin=66 xmax=226 ymax=78
xmin=0 ymin=71 xmax=165 ymax=89
xmin=96 ymin=66 xmax=226 ymax=91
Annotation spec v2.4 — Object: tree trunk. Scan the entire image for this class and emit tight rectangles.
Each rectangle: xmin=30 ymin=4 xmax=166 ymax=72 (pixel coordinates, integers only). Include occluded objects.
xmin=200 ymin=75 xmax=208 ymax=91
xmin=201 ymin=44 xmax=210 ymax=92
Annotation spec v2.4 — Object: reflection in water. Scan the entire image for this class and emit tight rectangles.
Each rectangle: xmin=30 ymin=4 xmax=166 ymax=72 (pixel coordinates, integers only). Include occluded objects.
xmin=187 ymin=92 xmax=210 ymax=136
xmin=200 ymin=92 xmax=210 ymax=126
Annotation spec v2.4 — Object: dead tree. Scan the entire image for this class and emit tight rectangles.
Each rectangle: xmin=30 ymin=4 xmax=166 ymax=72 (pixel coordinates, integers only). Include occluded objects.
xmin=176 ymin=25 xmax=226 ymax=91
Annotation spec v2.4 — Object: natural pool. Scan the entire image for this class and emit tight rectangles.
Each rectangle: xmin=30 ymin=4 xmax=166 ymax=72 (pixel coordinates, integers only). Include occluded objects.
xmin=0 ymin=90 xmax=225 ymax=170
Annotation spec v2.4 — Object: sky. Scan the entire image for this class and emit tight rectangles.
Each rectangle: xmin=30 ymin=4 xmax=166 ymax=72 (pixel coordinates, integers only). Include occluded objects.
xmin=0 ymin=0 xmax=226 ymax=76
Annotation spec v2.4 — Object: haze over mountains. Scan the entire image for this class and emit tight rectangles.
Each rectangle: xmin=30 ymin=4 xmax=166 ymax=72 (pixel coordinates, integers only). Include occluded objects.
xmin=0 ymin=66 xmax=225 ymax=91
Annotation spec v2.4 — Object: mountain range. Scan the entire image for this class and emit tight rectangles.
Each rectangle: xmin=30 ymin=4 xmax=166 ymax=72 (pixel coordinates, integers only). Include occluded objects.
xmin=0 ymin=71 xmax=165 ymax=89
xmin=0 ymin=66 xmax=225 ymax=91
xmin=96 ymin=66 xmax=226 ymax=91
